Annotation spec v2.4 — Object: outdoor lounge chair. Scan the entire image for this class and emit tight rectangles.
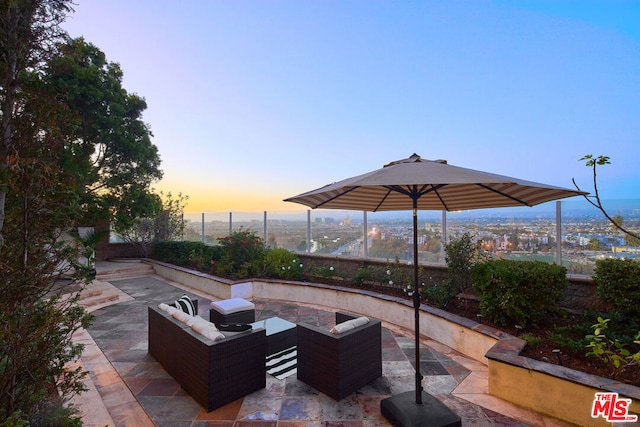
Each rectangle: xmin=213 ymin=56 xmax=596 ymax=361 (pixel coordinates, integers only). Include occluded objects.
xmin=148 ymin=300 xmax=266 ymax=411
xmin=296 ymin=311 xmax=382 ymax=400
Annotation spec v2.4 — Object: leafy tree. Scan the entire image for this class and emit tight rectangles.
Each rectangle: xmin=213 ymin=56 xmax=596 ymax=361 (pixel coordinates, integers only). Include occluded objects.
xmin=369 ymin=237 xmax=407 ymax=259
xmin=445 ymin=232 xmax=488 ymax=293
xmin=0 ymin=0 xmax=73 ymax=255
xmin=611 ymin=215 xmax=640 ymax=247
xmin=625 ymin=234 xmax=640 ymax=248
xmin=153 ymin=192 xmax=189 ymax=241
xmin=0 ymin=10 xmax=93 ymax=427
xmin=587 ymin=238 xmax=604 ymax=251
xmin=1 ymin=2 xmax=163 ymax=423
xmin=45 ymin=37 xmax=163 ymax=229
xmin=116 ymin=192 xmax=188 ymax=257
xmin=573 ymin=155 xmax=640 ymax=241
xmin=426 ymin=233 xmax=487 ymax=308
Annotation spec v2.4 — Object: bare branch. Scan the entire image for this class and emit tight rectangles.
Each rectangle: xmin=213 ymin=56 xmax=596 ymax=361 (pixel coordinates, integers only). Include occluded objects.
xmin=574 ymin=155 xmax=640 ymax=240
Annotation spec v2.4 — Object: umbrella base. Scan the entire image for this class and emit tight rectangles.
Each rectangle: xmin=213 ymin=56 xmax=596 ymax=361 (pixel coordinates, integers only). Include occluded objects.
xmin=381 ymin=391 xmax=461 ymax=427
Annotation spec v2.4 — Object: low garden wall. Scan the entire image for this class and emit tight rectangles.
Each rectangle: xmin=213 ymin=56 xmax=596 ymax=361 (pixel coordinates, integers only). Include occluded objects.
xmin=145 ymin=258 xmax=639 ymax=427
xmin=103 ymin=243 xmax=602 ymax=311
xmin=487 ymin=338 xmax=640 ymax=427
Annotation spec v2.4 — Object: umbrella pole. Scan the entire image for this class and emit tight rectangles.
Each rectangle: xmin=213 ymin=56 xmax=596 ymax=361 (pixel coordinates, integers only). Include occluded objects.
xmin=380 ymin=203 xmax=461 ymax=427
xmin=412 ymin=206 xmax=423 ymax=405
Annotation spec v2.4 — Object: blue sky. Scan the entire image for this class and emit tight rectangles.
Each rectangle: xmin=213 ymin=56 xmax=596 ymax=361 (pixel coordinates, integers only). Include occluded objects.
xmin=62 ymin=1 xmax=640 ymax=213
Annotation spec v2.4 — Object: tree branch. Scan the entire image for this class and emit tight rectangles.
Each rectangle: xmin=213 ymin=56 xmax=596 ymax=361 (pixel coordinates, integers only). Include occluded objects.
xmin=573 ymin=155 xmax=640 ymax=240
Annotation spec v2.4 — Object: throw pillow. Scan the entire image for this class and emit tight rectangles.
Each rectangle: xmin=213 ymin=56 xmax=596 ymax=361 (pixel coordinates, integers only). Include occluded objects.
xmin=191 ymin=322 xmax=225 ymax=342
xmin=330 ymin=316 xmax=370 ymax=334
xmin=175 ymin=295 xmax=196 ymax=316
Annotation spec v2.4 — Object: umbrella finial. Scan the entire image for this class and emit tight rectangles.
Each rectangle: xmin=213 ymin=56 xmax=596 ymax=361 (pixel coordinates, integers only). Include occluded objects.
xmin=385 ymin=153 xmax=423 ymax=167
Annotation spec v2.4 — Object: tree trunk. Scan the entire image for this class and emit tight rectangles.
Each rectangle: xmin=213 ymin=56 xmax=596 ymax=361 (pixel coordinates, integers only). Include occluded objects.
xmin=0 ymin=1 xmax=26 ymax=256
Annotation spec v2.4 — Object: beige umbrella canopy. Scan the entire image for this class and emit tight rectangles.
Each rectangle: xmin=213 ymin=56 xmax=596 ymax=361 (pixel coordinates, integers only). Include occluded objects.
xmin=284 ymin=153 xmax=586 ymax=212
xmin=285 ymin=154 xmax=586 ymax=426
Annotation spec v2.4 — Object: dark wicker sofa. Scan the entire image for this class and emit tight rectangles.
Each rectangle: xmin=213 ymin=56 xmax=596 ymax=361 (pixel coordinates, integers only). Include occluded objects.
xmin=148 ymin=301 xmax=266 ymax=411
xmin=297 ymin=311 xmax=382 ymax=400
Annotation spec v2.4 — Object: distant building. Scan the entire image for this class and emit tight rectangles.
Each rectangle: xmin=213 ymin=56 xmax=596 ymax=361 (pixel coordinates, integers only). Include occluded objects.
xmin=313 ymin=217 xmax=335 ymax=224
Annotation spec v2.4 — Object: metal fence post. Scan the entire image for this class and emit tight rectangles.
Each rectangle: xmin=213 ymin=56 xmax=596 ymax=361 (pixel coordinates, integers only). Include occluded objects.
xmin=441 ymin=210 xmax=447 ymax=262
xmin=556 ymin=201 xmax=562 ymax=265
xmin=363 ymin=211 xmax=368 ymax=258
xmin=307 ymin=210 xmax=311 ymax=253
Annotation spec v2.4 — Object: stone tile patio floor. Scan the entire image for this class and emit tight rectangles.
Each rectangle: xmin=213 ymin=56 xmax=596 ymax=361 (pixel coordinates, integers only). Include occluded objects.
xmin=71 ymin=263 xmax=578 ymax=426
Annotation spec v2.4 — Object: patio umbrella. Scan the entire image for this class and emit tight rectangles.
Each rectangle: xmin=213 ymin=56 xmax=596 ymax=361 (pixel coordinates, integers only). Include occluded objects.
xmin=284 ymin=153 xmax=587 ymax=426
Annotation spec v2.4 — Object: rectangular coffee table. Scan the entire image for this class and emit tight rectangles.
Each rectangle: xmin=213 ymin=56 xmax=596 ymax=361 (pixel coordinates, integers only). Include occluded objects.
xmin=251 ymin=317 xmax=296 ymax=356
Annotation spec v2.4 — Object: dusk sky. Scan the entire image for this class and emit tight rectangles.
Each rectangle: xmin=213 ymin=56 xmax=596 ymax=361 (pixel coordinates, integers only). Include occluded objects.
xmin=62 ymin=1 xmax=640 ymax=215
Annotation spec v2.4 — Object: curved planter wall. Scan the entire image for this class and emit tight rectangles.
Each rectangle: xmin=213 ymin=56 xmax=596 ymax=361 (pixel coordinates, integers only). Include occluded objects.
xmin=147 ymin=259 xmax=639 ymax=427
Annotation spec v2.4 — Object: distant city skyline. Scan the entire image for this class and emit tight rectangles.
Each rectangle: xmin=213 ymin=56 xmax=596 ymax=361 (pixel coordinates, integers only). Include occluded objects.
xmin=183 ymin=197 xmax=640 ymax=223
xmin=63 ymin=1 xmax=640 ymax=213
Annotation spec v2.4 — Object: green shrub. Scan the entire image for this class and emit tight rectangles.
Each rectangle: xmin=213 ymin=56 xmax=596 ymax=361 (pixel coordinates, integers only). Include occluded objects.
xmin=425 ymin=279 xmax=455 ymax=308
xmin=426 ymin=233 xmax=488 ymax=308
xmin=352 ymin=264 xmax=377 ymax=287
xmin=548 ymin=323 xmax=593 ymax=355
xmin=214 ymin=229 xmax=264 ymax=278
xmin=445 ymin=232 xmax=488 ymax=294
xmin=151 ymin=241 xmax=202 ymax=265
xmin=151 ymin=241 xmax=222 ymax=272
xmin=521 ymin=333 xmax=541 ymax=349
xmin=585 ymin=317 xmax=640 ymax=375
xmin=348 ymin=262 xmax=398 ymax=290
xmin=471 ymin=259 xmax=568 ymax=328
xmin=263 ymin=247 xmax=303 ymax=280
xmin=306 ymin=263 xmax=336 ymax=283
xmin=384 ymin=257 xmax=412 ymax=292
xmin=593 ymin=258 xmax=640 ymax=323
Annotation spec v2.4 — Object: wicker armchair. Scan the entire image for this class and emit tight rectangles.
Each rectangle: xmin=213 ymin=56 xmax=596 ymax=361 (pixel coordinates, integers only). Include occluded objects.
xmin=148 ymin=301 xmax=266 ymax=411
xmin=297 ymin=311 xmax=382 ymax=400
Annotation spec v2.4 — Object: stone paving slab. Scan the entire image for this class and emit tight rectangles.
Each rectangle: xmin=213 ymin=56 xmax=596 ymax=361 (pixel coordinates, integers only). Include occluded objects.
xmin=72 ymin=265 xmax=578 ymax=426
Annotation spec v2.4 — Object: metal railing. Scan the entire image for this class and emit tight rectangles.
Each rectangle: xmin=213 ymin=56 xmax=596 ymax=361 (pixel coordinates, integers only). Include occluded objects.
xmin=177 ymin=198 xmax=640 ymax=275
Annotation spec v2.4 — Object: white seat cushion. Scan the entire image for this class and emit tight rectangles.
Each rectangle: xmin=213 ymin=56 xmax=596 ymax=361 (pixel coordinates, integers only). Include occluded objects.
xmin=186 ymin=315 xmax=217 ymax=330
xmin=158 ymin=303 xmax=179 ymax=316
xmin=210 ymin=298 xmax=255 ymax=315
xmin=191 ymin=321 xmax=225 ymax=341
xmin=171 ymin=309 xmax=192 ymax=323
xmin=330 ymin=316 xmax=370 ymax=334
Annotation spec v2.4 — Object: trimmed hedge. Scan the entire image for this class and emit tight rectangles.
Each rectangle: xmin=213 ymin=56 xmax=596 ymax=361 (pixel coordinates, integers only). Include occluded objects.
xmin=471 ymin=259 xmax=568 ymax=328
xmin=151 ymin=241 xmax=222 ymax=272
xmin=593 ymin=258 xmax=640 ymax=324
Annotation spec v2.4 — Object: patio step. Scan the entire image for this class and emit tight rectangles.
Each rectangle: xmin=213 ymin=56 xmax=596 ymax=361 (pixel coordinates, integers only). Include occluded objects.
xmin=96 ymin=262 xmax=154 ymax=281
xmin=79 ymin=281 xmax=123 ymax=312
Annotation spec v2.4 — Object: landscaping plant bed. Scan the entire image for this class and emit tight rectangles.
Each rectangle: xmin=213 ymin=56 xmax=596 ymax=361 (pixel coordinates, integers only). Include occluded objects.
xmin=443 ymin=296 xmax=640 ymax=388
xmin=305 ymin=274 xmax=640 ymax=388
